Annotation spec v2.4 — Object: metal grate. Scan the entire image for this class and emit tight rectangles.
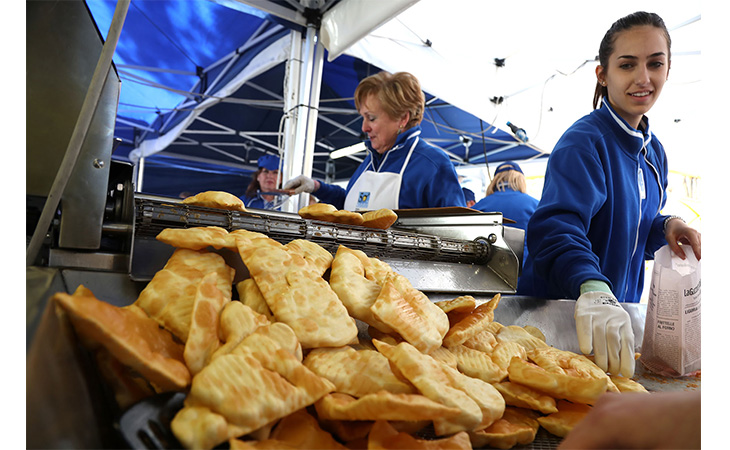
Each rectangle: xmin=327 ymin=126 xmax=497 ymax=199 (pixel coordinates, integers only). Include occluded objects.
xmin=134 ymin=197 xmax=491 ymax=265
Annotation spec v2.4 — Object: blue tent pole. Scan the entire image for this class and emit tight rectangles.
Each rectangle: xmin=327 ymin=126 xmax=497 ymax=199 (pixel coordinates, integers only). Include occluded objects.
xmin=26 ymin=0 xmax=131 ymax=266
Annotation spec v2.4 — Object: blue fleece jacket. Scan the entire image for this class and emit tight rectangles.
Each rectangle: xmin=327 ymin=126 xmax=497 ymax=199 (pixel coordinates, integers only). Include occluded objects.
xmin=314 ymin=126 xmax=466 ymax=209
xmin=517 ymin=100 xmax=671 ymax=303
xmin=472 ymin=188 xmax=538 ymax=231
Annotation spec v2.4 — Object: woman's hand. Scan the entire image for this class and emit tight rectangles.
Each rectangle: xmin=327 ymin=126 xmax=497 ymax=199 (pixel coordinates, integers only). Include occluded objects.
xmin=664 ymin=218 xmax=701 ymax=261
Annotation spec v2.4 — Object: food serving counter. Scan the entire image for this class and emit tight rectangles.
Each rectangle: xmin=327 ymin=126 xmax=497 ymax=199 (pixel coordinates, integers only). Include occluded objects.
xmin=27 ymin=267 xmax=700 ymax=450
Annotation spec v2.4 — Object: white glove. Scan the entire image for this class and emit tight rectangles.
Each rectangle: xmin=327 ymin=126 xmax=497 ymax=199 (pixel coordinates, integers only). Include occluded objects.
xmin=283 ymin=175 xmax=316 ymax=194
xmin=574 ymin=291 xmax=635 ymax=377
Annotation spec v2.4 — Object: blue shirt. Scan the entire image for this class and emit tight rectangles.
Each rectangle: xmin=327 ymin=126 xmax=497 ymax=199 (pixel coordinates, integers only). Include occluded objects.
xmin=315 ymin=126 xmax=466 ymax=209
xmin=517 ymin=100 xmax=670 ymax=303
xmin=241 ymin=192 xmax=282 ymax=210
xmin=472 ymin=188 xmax=538 ymax=231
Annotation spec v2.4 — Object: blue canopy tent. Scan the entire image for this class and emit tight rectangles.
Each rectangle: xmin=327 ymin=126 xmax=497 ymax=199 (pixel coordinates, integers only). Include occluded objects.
xmin=86 ymin=0 xmax=545 ymax=203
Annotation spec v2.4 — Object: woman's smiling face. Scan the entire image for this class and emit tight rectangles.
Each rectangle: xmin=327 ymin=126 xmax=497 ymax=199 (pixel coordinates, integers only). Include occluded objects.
xmin=598 ymin=25 xmax=670 ymax=129
xmin=359 ymin=94 xmax=407 ymax=154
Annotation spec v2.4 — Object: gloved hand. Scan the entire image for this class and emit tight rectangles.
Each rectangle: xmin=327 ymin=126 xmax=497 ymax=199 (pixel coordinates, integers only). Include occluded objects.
xmin=283 ymin=175 xmax=316 ymax=194
xmin=574 ymin=289 xmax=635 ymax=377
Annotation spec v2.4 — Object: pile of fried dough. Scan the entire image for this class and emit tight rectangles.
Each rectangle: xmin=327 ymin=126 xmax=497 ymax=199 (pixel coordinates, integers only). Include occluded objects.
xmin=298 ymin=203 xmax=399 ymax=230
xmin=52 ymin=225 xmax=649 ymax=450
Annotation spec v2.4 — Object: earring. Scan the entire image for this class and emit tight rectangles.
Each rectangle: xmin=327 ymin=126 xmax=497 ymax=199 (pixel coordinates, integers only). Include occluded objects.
xmin=600 ymin=81 xmax=606 ymax=86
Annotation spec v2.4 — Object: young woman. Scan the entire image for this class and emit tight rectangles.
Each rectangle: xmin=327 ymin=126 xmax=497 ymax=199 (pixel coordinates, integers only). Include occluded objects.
xmin=284 ymin=71 xmax=466 ymax=210
xmin=517 ymin=11 xmax=701 ymax=377
xmin=241 ymin=154 xmax=284 ymax=210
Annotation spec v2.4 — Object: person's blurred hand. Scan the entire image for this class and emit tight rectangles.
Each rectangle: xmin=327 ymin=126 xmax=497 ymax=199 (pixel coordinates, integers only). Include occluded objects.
xmin=283 ymin=175 xmax=316 ymax=194
xmin=559 ymin=391 xmax=701 ymax=449
xmin=574 ymin=291 xmax=634 ymax=377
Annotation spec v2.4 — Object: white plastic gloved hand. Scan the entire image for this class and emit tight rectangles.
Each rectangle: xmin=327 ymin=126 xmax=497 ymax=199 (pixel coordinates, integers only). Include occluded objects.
xmin=283 ymin=175 xmax=316 ymax=194
xmin=575 ymin=286 xmax=635 ymax=377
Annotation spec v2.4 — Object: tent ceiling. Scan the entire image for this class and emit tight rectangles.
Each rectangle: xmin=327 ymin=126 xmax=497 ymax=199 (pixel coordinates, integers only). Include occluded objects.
xmin=85 ymin=0 xmax=701 ymax=198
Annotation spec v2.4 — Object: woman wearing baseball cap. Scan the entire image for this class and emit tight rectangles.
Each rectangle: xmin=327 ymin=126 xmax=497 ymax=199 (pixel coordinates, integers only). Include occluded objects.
xmin=241 ymin=154 xmax=284 ymax=210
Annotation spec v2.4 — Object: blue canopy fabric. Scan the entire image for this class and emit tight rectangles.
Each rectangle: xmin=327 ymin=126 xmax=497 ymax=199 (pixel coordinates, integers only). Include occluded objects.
xmin=87 ymin=0 xmax=546 ymax=198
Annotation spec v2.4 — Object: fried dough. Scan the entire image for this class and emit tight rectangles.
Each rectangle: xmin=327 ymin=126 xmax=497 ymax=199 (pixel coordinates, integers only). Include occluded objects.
xmin=507 ymin=347 xmax=610 ymax=405
xmin=368 ymin=420 xmax=472 ymax=450
xmin=443 ymin=294 xmax=501 ymax=347
xmin=536 ymin=400 xmax=592 ymax=437
xmin=52 ymin=286 xmax=190 ymax=392
xmin=303 ymin=346 xmax=415 ymax=397
xmin=314 ymin=391 xmax=462 ymax=422
xmin=468 ymin=407 xmax=540 ymax=449
xmin=234 ymin=232 xmax=357 ymax=348
xmin=156 ymin=226 xmax=236 ymax=250
xmin=361 ymin=208 xmax=398 ymax=229
xmin=183 ymin=272 xmax=227 ymax=375
xmin=134 ymin=248 xmax=235 ymax=342
xmin=182 ymin=190 xmax=246 ymax=211
xmin=493 ymin=381 xmax=558 ymax=414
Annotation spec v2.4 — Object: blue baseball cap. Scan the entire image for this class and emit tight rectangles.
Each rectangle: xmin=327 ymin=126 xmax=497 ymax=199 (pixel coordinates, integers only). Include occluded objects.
xmin=494 ymin=161 xmax=523 ymax=175
xmin=258 ymin=154 xmax=280 ymax=171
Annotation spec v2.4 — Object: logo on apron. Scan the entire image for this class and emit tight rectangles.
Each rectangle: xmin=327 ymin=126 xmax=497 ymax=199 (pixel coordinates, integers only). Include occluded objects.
xmin=356 ymin=192 xmax=370 ymax=209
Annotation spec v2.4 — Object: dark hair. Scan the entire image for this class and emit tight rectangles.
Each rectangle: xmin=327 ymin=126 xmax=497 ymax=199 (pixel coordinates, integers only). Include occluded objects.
xmin=245 ymin=168 xmax=263 ymax=197
xmin=593 ymin=11 xmax=671 ymax=109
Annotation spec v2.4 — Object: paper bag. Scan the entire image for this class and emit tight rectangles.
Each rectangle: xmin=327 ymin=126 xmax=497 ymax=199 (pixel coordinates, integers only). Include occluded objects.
xmin=640 ymin=245 xmax=701 ymax=377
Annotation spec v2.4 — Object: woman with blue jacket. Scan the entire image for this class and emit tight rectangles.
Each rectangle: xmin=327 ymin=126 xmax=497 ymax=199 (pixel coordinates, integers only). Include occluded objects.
xmin=517 ymin=11 xmax=701 ymax=378
xmin=284 ymin=71 xmax=465 ymax=210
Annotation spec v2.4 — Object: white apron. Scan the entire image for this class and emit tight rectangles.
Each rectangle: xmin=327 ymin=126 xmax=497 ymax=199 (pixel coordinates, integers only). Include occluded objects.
xmin=344 ymin=136 xmax=419 ymax=211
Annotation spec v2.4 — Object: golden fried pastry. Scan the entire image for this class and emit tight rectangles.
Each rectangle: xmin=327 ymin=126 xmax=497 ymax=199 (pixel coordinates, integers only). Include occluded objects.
xmin=171 ymin=405 xmax=237 ymax=450
xmin=522 ymin=325 xmax=546 ymax=342
xmin=134 ymin=248 xmax=235 ymax=342
xmin=314 ymin=391 xmax=461 ymax=422
xmin=284 ymin=239 xmax=334 ymax=276
xmin=329 ymin=246 xmax=393 ymax=333
xmin=468 ymin=407 xmax=540 ymax=449
xmin=435 ymin=295 xmax=477 ymax=314
xmin=491 ymin=341 xmax=528 ymax=373
xmin=182 ymin=190 xmax=246 ymax=211
xmin=495 ymin=325 xmax=549 ymax=351
xmin=428 ymin=346 xmax=458 ymax=369
xmin=235 ymin=279 xmax=275 ymax=322
xmin=156 ymin=226 xmax=237 ymax=251
xmin=184 ymin=272 xmax=227 ymax=375
xmin=537 ymin=400 xmax=592 ymax=437
xmin=373 ymin=339 xmax=504 ymax=436
xmin=609 ymin=375 xmax=650 ymax=393
xmin=234 ymin=232 xmax=357 ymax=348
xmin=211 ymin=301 xmax=270 ymax=361
xmin=493 ymin=381 xmax=558 ymax=414
xmin=448 ymin=344 xmax=506 ymax=383
xmin=368 ymin=420 xmax=472 ymax=450
xmin=331 ymin=209 xmax=365 ymax=226
xmin=469 ymin=407 xmax=540 ymax=449
xmin=361 ymin=208 xmax=398 ymax=229
xmin=443 ymin=294 xmax=501 ymax=348
xmin=231 ymin=321 xmax=303 ymax=363
xmin=462 ymin=329 xmax=499 ymax=353
xmin=507 ymin=347 xmax=610 ymax=405
xmin=370 ymin=280 xmax=444 ymax=354
xmin=303 ymin=346 xmax=415 ymax=397
xmin=52 ymin=286 xmax=190 ymax=392
xmin=266 ymin=408 xmax=347 ymax=450
xmin=177 ymin=344 xmax=335 ymax=447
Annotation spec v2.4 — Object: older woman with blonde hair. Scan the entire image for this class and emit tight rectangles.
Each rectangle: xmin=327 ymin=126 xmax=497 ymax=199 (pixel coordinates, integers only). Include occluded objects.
xmin=284 ymin=71 xmax=466 ymax=210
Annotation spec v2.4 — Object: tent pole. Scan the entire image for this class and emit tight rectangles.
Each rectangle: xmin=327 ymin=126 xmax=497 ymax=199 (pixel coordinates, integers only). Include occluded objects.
xmin=26 ymin=0 xmax=130 ymax=266
xmin=282 ymin=22 xmax=324 ymax=212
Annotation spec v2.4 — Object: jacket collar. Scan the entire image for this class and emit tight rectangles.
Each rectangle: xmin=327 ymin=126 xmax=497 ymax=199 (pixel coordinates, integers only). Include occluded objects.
xmin=598 ymin=98 xmax=653 ymax=155
xmin=366 ymin=126 xmax=421 ymax=156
